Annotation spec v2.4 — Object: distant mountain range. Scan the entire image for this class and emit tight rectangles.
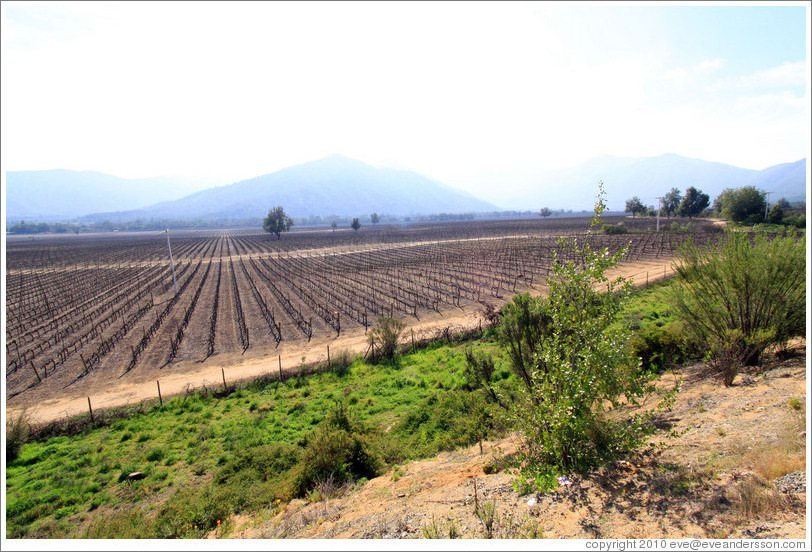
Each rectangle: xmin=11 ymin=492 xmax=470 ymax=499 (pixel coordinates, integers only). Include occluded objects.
xmin=5 ymin=154 xmax=806 ymax=223
xmin=107 ymin=155 xmax=498 ymax=222
xmin=5 ymin=170 xmax=220 ymax=221
xmin=471 ymin=154 xmax=807 ymax=211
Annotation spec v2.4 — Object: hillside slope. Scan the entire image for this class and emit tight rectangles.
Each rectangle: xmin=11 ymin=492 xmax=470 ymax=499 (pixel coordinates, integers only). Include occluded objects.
xmin=226 ymin=351 xmax=806 ymax=540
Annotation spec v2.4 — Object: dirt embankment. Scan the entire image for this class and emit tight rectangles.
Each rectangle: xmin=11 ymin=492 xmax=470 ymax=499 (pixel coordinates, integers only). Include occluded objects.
xmin=8 ymin=258 xmax=677 ymax=427
xmin=224 ymin=348 xmax=807 ymax=540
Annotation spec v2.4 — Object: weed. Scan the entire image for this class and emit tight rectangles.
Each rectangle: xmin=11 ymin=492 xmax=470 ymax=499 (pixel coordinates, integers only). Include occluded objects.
xmin=787 ymin=398 xmax=802 ymax=411
xmin=6 ymin=411 xmax=31 ymax=464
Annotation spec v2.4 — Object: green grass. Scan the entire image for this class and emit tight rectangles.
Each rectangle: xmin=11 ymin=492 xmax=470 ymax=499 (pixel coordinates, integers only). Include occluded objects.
xmin=5 ymin=339 xmax=506 ymax=539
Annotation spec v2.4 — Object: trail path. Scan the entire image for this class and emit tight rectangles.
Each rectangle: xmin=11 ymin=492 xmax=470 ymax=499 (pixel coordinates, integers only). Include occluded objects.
xmin=7 ymin=258 xmax=678 ymax=426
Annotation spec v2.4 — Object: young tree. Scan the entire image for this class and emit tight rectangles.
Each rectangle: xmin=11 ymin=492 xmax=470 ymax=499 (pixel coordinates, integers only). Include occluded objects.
xmin=262 ymin=206 xmax=294 ymax=239
xmin=677 ymin=186 xmax=710 ymax=219
xmin=498 ymin=184 xmax=665 ymax=488
xmin=351 ymin=218 xmax=361 ymax=233
xmin=625 ymin=196 xmax=645 ymax=217
xmin=370 ymin=213 xmax=380 ymax=225
xmin=538 ymin=207 xmax=552 ymax=218
xmin=669 ymin=229 xmax=805 ymax=385
xmin=330 ymin=220 xmax=338 ymax=231
xmin=663 ymin=187 xmax=682 ymax=218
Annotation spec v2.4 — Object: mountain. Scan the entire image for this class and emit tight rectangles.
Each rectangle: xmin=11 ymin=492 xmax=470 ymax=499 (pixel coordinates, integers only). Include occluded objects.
xmin=473 ymin=154 xmax=807 ymax=211
xmin=87 ymin=156 xmax=499 ymax=222
xmin=5 ymin=170 xmax=220 ymax=221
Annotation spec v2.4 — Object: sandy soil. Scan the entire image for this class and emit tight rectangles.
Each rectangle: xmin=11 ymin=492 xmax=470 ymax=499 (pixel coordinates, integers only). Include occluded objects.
xmin=7 ymin=258 xmax=679 ymax=427
xmin=223 ymin=347 xmax=807 ymax=540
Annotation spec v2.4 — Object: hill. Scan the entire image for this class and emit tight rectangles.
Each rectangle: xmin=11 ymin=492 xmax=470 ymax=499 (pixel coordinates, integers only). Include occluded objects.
xmin=5 ymin=170 xmax=219 ymax=221
xmin=475 ymin=155 xmax=807 ymax=211
xmin=90 ymin=155 xmax=498 ymax=222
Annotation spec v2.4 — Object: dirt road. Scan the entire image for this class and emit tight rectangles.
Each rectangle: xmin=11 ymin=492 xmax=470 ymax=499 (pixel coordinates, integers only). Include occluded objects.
xmin=6 ymin=258 xmax=678 ymax=426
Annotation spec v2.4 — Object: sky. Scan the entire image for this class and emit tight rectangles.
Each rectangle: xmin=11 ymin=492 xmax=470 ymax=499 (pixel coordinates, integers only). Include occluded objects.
xmin=1 ymin=1 xmax=809 ymax=197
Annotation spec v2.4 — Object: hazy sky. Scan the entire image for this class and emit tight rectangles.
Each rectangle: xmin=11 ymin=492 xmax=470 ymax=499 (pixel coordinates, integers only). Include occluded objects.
xmin=1 ymin=1 xmax=809 ymax=193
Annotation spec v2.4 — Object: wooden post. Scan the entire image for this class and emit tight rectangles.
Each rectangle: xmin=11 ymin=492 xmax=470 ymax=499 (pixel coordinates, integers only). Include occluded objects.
xmin=221 ymin=368 xmax=227 ymax=392
xmin=327 ymin=345 xmax=331 ymax=366
xmin=278 ymin=355 xmax=283 ymax=381
xmin=646 ymin=271 xmax=649 ymax=286
xmin=411 ymin=328 xmax=415 ymax=352
xmin=30 ymin=361 xmax=41 ymax=383
xmin=87 ymin=396 xmax=94 ymax=423
xmin=157 ymin=380 xmax=163 ymax=405
xmin=80 ymin=353 xmax=89 ymax=375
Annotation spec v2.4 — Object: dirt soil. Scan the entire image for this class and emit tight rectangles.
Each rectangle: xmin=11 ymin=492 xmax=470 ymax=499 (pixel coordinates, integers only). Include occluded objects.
xmin=8 ymin=258 xmax=677 ymax=426
xmin=223 ymin=347 xmax=807 ymax=540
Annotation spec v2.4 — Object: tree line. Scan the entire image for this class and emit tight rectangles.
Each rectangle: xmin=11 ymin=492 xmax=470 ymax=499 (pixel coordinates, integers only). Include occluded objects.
xmin=623 ymin=185 xmax=804 ymax=227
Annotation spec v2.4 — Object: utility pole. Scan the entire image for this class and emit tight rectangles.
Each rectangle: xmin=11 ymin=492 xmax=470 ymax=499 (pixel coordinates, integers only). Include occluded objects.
xmin=655 ymin=197 xmax=663 ymax=232
xmin=764 ymin=191 xmax=774 ymax=222
xmin=165 ymin=228 xmax=178 ymax=295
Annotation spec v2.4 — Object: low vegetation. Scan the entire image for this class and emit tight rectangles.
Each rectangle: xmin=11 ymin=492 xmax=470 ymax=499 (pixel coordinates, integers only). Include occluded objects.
xmin=6 ymin=208 xmax=805 ymax=539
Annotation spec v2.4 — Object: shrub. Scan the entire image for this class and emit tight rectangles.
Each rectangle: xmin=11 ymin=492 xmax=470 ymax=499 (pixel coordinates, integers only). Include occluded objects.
xmin=6 ymin=411 xmax=30 ymax=464
xmin=290 ymin=403 xmax=381 ymax=496
xmin=603 ymin=222 xmax=628 ymax=235
xmin=628 ymin=322 xmax=700 ymax=372
xmin=670 ymin=229 xmax=805 ymax=386
xmin=367 ymin=317 xmax=406 ymax=362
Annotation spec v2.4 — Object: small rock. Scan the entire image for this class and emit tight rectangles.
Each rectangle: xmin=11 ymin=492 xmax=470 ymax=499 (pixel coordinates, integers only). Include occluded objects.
xmin=527 ymin=497 xmax=537 ymax=506
xmin=397 ymin=493 xmax=406 ymax=498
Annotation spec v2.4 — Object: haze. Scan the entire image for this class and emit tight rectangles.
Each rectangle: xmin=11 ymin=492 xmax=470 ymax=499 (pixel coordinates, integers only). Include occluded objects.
xmin=1 ymin=1 xmax=808 ymax=202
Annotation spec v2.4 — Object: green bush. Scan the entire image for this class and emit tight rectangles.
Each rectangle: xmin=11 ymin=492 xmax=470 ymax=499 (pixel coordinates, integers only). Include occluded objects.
xmin=627 ymin=322 xmax=701 ymax=372
xmin=603 ymin=222 xmax=628 ymax=235
xmin=670 ymin=229 xmax=806 ymax=386
xmin=367 ymin=318 xmax=406 ymax=362
xmin=289 ymin=403 xmax=381 ymax=496
xmin=6 ymin=412 xmax=30 ymax=464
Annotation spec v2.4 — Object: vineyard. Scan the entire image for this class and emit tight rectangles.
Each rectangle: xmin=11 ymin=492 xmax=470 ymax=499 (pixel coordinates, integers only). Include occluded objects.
xmin=5 ymin=216 xmax=720 ymax=406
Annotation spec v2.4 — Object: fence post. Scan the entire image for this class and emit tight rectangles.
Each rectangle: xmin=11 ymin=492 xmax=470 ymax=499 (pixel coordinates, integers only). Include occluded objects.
xmin=411 ymin=328 xmax=415 ymax=352
xmin=222 ymin=368 xmax=227 ymax=392
xmin=157 ymin=380 xmax=163 ymax=405
xmin=87 ymin=397 xmax=94 ymax=423
xmin=278 ymin=355 xmax=283 ymax=381
xmin=327 ymin=345 xmax=331 ymax=366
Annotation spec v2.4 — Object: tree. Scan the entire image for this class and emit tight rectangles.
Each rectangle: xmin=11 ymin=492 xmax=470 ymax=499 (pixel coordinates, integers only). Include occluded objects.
xmin=767 ymin=204 xmax=784 ymax=224
xmin=538 ymin=207 xmax=552 ymax=218
xmin=370 ymin=213 xmax=380 ymax=225
xmin=625 ymin=196 xmax=645 ymax=217
xmin=775 ymin=198 xmax=791 ymax=209
xmin=677 ymin=186 xmax=710 ymax=219
xmin=669 ymin=229 xmax=805 ymax=385
xmin=493 ymin=184 xmax=665 ymax=489
xmin=713 ymin=186 xmax=765 ymax=223
xmin=262 ymin=206 xmax=294 ymax=239
xmin=663 ymin=188 xmax=682 ymax=218
xmin=351 ymin=218 xmax=361 ymax=232
xmin=330 ymin=220 xmax=338 ymax=231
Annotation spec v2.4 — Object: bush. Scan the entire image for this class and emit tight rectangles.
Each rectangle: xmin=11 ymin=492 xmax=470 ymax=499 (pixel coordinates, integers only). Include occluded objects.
xmin=367 ymin=317 xmax=406 ymax=362
xmin=670 ymin=229 xmax=805 ymax=386
xmin=603 ymin=222 xmax=628 ymax=235
xmin=628 ymin=323 xmax=700 ymax=372
xmin=289 ymin=402 xmax=381 ymax=496
xmin=6 ymin=411 xmax=30 ymax=464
